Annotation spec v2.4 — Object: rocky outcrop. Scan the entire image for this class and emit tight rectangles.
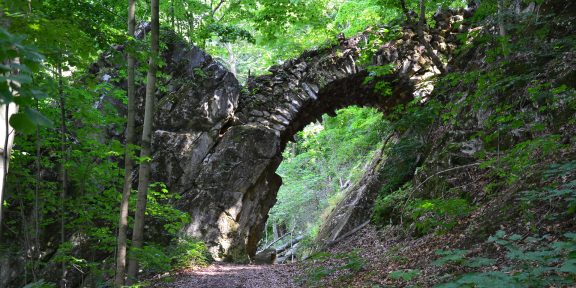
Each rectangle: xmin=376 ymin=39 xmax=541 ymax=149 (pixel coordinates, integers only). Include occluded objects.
xmin=94 ymin=8 xmax=472 ymax=261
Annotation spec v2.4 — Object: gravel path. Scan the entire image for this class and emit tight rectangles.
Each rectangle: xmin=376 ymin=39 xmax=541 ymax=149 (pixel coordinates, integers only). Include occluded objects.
xmin=152 ymin=263 xmax=301 ymax=288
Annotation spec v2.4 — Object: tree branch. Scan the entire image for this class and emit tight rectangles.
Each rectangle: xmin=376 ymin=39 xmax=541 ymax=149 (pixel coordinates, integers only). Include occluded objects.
xmin=417 ymin=0 xmax=446 ymax=74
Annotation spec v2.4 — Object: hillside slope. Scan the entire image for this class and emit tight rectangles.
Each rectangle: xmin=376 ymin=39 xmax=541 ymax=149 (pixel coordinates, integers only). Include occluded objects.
xmin=301 ymin=0 xmax=576 ymax=286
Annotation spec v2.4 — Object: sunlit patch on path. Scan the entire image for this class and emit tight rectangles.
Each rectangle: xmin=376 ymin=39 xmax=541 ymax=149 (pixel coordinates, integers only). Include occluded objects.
xmin=152 ymin=263 xmax=299 ymax=288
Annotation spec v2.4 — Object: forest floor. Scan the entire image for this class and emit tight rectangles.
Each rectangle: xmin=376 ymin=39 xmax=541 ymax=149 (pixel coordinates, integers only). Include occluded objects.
xmin=150 ymin=262 xmax=301 ymax=288
xmin=148 ymin=224 xmax=429 ymax=288
xmin=149 ymin=215 xmax=575 ymax=288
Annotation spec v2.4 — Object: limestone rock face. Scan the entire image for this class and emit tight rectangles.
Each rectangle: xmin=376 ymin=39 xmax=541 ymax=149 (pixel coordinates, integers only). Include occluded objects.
xmin=179 ymin=125 xmax=282 ymax=260
xmin=141 ymin=9 xmax=471 ymax=260
xmin=149 ymin=34 xmax=241 ymax=195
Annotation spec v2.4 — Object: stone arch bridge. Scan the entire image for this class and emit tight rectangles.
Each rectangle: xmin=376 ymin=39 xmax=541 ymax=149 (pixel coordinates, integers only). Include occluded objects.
xmin=117 ymin=10 xmax=470 ymax=261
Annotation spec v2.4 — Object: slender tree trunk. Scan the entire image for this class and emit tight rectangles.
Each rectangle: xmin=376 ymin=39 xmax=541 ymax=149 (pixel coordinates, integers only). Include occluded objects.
xmin=272 ymin=222 xmax=279 ymax=241
xmin=114 ymin=0 xmax=137 ymax=285
xmin=170 ymin=0 xmax=175 ymax=29
xmin=33 ymin=100 xmax=41 ymax=279
xmin=417 ymin=0 xmax=446 ymax=74
xmin=126 ymin=0 xmax=159 ymax=283
xmin=187 ymin=11 xmax=194 ymax=42
xmin=0 ymin=58 xmax=19 ymax=241
xmin=224 ymin=42 xmax=237 ymax=77
xmin=57 ymin=61 xmax=69 ymax=287
xmin=19 ymin=198 xmax=32 ymax=282
xmin=497 ymin=0 xmax=507 ymax=37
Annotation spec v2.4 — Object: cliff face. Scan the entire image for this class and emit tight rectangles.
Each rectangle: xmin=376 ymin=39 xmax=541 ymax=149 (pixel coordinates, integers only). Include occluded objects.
xmin=119 ymin=8 xmax=472 ymax=261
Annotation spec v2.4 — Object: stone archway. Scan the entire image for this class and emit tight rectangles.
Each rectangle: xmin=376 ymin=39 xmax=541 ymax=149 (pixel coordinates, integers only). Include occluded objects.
xmin=150 ymin=9 xmax=467 ymax=261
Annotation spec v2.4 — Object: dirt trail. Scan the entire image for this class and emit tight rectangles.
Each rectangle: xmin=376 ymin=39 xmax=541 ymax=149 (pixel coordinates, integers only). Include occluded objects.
xmin=152 ymin=263 xmax=301 ymax=288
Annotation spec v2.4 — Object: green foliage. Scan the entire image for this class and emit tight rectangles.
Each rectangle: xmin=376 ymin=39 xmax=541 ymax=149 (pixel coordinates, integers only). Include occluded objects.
xmin=301 ymin=249 xmax=365 ymax=287
xmin=130 ymin=236 xmax=212 ymax=275
xmin=266 ymin=106 xmax=387 ymax=253
xmin=436 ymin=231 xmax=576 ymax=287
xmin=332 ymin=0 xmax=401 ymax=38
xmin=22 ymin=279 xmax=56 ymax=288
xmin=0 ymin=28 xmax=51 ymax=133
xmin=202 ymin=0 xmax=407 ymax=81
xmin=206 ymin=23 xmax=255 ymax=44
xmin=131 ymin=244 xmax=172 ymax=273
xmin=480 ymin=135 xmax=564 ymax=184
xmin=2 ymin=31 xmax=188 ymax=285
xmin=520 ymin=161 xmax=576 ymax=215
xmin=433 ymin=249 xmax=495 ymax=268
xmin=336 ymin=248 xmax=365 ymax=272
xmin=372 ymin=100 xmax=442 ymax=226
xmin=408 ymin=198 xmax=472 ymax=235
xmin=170 ymin=236 xmax=212 ymax=269
xmin=373 ymin=182 xmax=411 ymax=225
xmin=363 ymin=64 xmax=395 ymax=96
xmin=389 ymin=269 xmax=421 ymax=281
xmin=147 ymin=182 xmax=191 ymax=235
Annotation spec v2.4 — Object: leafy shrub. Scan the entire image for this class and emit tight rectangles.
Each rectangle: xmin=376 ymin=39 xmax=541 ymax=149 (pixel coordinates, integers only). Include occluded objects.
xmin=170 ymin=236 xmax=212 ymax=268
xmin=372 ymin=183 xmax=411 ymax=226
xmin=130 ymin=237 xmax=211 ymax=274
xmin=336 ymin=249 xmax=365 ymax=272
xmin=407 ymin=198 xmax=472 ymax=235
xmin=130 ymin=244 xmax=172 ymax=273
xmin=372 ymin=99 xmax=442 ymax=226
xmin=435 ymin=231 xmax=576 ymax=287
xmin=520 ymin=160 xmax=576 ymax=214
xmin=22 ymin=280 xmax=57 ymax=288
xmin=480 ymin=135 xmax=564 ymax=184
xmin=301 ymin=249 xmax=365 ymax=287
xmin=433 ymin=249 xmax=495 ymax=268
xmin=146 ymin=182 xmax=191 ymax=236
xmin=389 ymin=269 xmax=421 ymax=281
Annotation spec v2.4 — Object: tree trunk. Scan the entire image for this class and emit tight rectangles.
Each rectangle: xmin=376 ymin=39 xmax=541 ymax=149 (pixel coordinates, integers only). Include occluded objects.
xmin=0 ymin=58 xmax=19 ymax=242
xmin=0 ymin=99 xmax=18 ymax=243
xmin=187 ymin=12 xmax=195 ymax=43
xmin=497 ymin=0 xmax=507 ymax=37
xmin=272 ymin=222 xmax=279 ymax=240
xmin=417 ymin=0 xmax=446 ymax=74
xmin=275 ymin=235 xmax=304 ymax=254
xmin=260 ymin=232 xmax=290 ymax=252
xmin=114 ymin=0 xmax=137 ymax=285
xmin=224 ymin=42 xmax=237 ymax=77
xmin=170 ymin=0 xmax=175 ymax=29
xmin=57 ymin=61 xmax=69 ymax=287
xmin=33 ymin=100 xmax=41 ymax=279
xmin=126 ymin=0 xmax=159 ymax=283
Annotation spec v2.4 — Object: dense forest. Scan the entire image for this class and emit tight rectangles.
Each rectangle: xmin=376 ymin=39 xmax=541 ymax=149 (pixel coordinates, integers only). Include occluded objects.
xmin=0 ymin=0 xmax=575 ymax=287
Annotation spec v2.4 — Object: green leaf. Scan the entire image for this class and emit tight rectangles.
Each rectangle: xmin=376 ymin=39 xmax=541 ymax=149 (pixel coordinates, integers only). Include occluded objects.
xmin=389 ymin=269 xmax=421 ymax=281
xmin=465 ymin=257 xmax=496 ymax=268
xmin=0 ymin=74 xmax=32 ymax=84
xmin=9 ymin=112 xmax=36 ymax=134
xmin=559 ymin=259 xmax=576 ymax=274
xmin=564 ymin=232 xmax=576 ymax=240
xmin=24 ymin=107 xmax=53 ymax=128
xmin=509 ymin=234 xmax=523 ymax=241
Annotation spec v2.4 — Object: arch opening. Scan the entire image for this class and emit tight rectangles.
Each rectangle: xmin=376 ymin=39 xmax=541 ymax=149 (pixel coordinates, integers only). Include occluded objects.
xmin=259 ymin=106 xmax=389 ymax=262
